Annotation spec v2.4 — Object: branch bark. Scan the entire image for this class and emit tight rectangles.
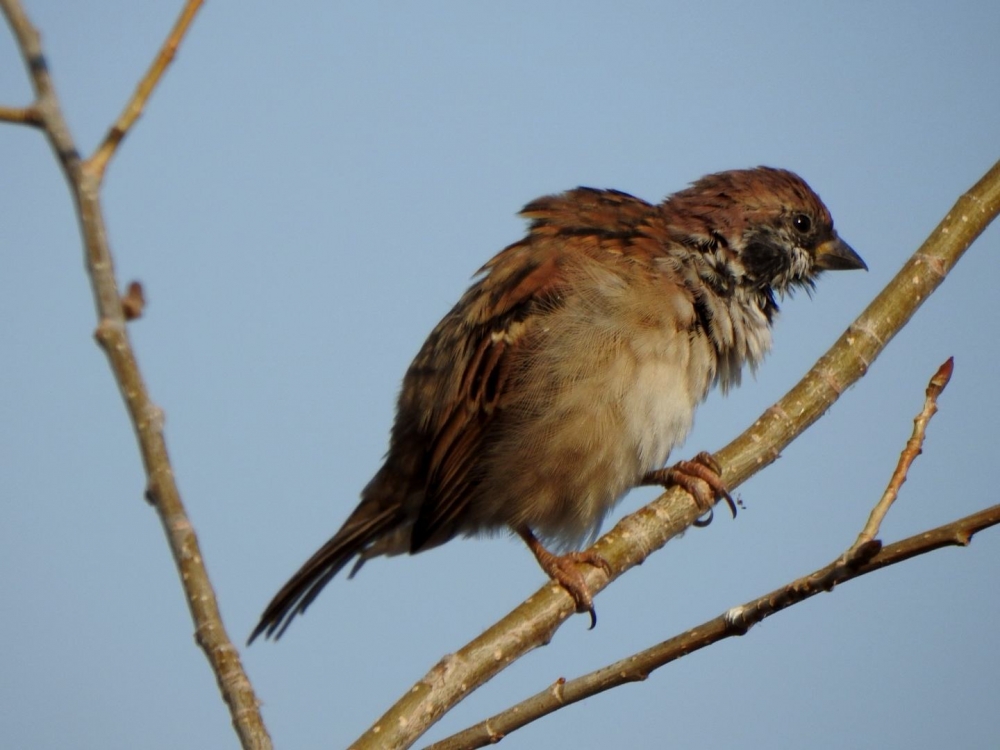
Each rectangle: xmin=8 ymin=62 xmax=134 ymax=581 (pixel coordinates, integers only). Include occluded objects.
xmin=429 ymin=357 xmax=995 ymax=749
xmin=0 ymin=3 xmax=271 ymax=749
xmin=430 ymin=502 xmax=1000 ymax=750
xmin=350 ymin=160 xmax=1000 ymax=750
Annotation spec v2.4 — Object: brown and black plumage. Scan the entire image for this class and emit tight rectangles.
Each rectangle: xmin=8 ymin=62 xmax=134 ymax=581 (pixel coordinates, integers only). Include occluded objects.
xmin=250 ymin=167 xmax=865 ymax=642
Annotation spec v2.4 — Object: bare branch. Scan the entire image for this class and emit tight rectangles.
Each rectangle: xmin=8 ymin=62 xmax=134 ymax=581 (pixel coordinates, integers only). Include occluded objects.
xmin=430 ymin=357 xmax=965 ymax=749
xmin=852 ymin=356 xmax=953 ymax=549
xmin=0 ymin=2 xmax=271 ymax=748
xmin=431 ymin=503 xmax=1000 ymax=750
xmin=87 ymin=0 xmax=205 ymax=183
xmin=351 ymin=160 xmax=1000 ymax=750
xmin=0 ymin=103 xmax=41 ymax=125
xmin=1 ymin=0 xmax=81 ymax=173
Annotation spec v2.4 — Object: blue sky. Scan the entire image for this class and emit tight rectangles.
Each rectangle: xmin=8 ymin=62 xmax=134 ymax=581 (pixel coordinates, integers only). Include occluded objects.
xmin=1 ymin=2 xmax=998 ymax=749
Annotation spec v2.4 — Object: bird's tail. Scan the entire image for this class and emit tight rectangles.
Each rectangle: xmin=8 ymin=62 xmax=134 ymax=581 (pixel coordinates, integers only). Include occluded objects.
xmin=248 ymin=500 xmax=404 ymax=643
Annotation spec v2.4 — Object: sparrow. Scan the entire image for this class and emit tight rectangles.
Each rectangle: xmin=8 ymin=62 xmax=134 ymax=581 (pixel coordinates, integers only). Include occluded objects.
xmin=250 ymin=166 xmax=865 ymax=642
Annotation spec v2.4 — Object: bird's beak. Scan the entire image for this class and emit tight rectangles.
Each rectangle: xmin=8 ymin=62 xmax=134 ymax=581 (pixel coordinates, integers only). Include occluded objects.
xmin=814 ymin=236 xmax=867 ymax=271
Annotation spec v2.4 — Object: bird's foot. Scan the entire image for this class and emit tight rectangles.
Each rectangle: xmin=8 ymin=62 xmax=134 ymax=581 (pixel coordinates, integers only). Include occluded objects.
xmin=517 ymin=527 xmax=611 ymax=629
xmin=642 ymin=451 xmax=737 ymax=526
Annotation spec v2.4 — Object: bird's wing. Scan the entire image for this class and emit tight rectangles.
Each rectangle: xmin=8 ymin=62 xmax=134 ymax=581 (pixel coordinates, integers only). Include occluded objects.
xmin=408 ymin=188 xmax=655 ymax=550
xmin=250 ymin=189 xmax=657 ymax=640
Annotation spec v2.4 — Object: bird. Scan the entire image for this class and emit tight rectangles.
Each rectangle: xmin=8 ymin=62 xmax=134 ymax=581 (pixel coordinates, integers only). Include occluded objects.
xmin=250 ymin=166 xmax=866 ymax=642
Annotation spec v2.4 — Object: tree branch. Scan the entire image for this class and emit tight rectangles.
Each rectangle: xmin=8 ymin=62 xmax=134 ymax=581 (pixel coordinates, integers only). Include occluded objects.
xmin=87 ymin=0 xmax=205 ymax=183
xmin=0 ymin=2 xmax=271 ymax=748
xmin=429 ymin=357 xmax=983 ymax=749
xmin=0 ymin=103 xmax=41 ymax=125
xmin=852 ymin=356 xmax=953 ymax=549
xmin=351 ymin=161 xmax=1000 ymax=750
xmin=1 ymin=0 xmax=81 ymax=174
xmin=431 ymin=502 xmax=1000 ymax=750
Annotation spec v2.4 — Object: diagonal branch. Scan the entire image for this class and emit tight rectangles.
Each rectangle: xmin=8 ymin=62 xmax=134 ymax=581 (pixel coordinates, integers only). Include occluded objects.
xmin=431 ymin=503 xmax=1000 ymax=750
xmin=87 ymin=0 xmax=205 ymax=183
xmin=851 ymin=356 xmax=953 ymax=549
xmin=351 ymin=161 xmax=1000 ymax=750
xmin=1 ymin=0 xmax=81 ymax=173
xmin=429 ymin=357 xmax=976 ymax=749
xmin=0 ymin=2 xmax=270 ymax=749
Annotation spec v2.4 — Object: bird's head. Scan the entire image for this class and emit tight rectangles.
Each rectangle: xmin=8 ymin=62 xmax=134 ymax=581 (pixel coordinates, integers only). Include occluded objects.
xmin=667 ymin=166 xmax=867 ymax=297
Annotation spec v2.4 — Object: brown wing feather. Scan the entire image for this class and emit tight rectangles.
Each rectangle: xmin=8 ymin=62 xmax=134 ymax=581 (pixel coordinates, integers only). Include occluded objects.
xmin=409 ymin=188 xmax=656 ymax=550
xmin=520 ymin=187 xmax=653 ymax=236
xmin=409 ymin=249 xmax=561 ymax=549
xmin=251 ymin=188 xmax=657 ymax=640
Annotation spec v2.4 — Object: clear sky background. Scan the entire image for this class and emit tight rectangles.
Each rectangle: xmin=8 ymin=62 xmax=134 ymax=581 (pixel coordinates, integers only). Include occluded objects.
xmin=1 ymin=3 xmax=998 ymax=749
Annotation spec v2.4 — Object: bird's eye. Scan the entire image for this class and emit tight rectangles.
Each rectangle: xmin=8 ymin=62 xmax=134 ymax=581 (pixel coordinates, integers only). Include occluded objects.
xmin=792 ymin=214 xmax=812 ymax=234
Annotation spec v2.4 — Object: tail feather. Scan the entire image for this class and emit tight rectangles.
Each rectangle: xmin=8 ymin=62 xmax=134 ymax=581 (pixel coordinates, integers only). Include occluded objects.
xmin=248 ymin=506 xmax=402 ymax=643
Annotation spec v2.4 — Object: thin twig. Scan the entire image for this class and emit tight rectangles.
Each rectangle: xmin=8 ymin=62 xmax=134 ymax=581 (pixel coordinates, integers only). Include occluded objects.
xmin=351 ymin=160 xmax=1000 ymax=750
xmin=0 ymin=2 xmax=271 ymax=749
xmin=86 ymin=0 xmax=205 ymax=183
xmin=852 ymin=357 xmax=954 ymax=549
xmin=430 ymin=504 xmax=1000 ymax=750
xmin=1 ymin=0 xmax=81 ymax=173
xmin=428 ymin=357 xmax=964 ymax=750
xmin=0 ymin=103 xmax=41 ymax=125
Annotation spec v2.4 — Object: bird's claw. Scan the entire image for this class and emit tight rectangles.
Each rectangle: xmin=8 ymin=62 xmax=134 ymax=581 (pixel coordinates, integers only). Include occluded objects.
xmin=518 ymin=526 xmax=610 ymax=628
xmin=642 ymin=451 xmax=737 ymax=524
xmin=543 ymin=550 xmax=611 ymax=629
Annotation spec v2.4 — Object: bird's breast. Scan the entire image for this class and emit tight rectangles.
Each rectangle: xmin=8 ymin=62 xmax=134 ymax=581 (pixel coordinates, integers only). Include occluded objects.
xmin=469 ymin=259 xmax=718 ymax=546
